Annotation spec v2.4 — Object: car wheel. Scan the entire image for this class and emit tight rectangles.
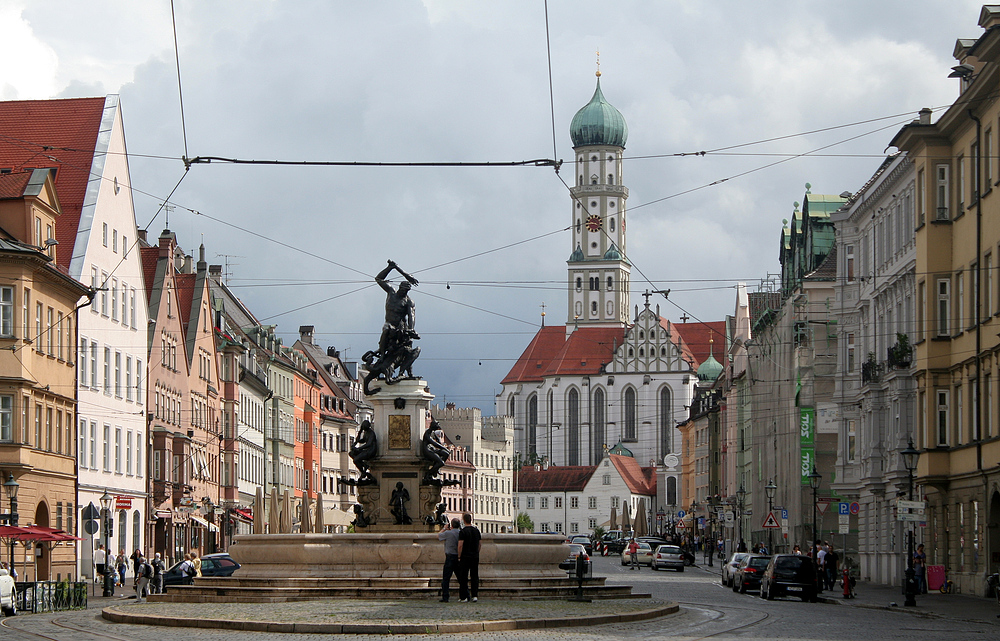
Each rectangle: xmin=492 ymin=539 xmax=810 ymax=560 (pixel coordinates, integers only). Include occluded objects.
xmin=764 ymin=583 xmax=774 ymax=600
xmin=732 ymin=580 xmax=739 ymax=592
xmin=721 ymin=575 xmax=726 ymax=585
xmin=739 ymin=582 xmax=747 ymax=594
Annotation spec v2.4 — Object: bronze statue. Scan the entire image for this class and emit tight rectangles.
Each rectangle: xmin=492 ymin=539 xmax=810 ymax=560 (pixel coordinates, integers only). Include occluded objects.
xmin=420 ymin=419 xmax=450 ymax=485
xmin=347 ymin=420 xmax=378 ymax=485
xmin=389 ymin=482 xmax=412 ymax=525
xmin=351 ymin=504 xmax=370 ymax=528
xmin=362 ymin=260 xmax=421 ymax=395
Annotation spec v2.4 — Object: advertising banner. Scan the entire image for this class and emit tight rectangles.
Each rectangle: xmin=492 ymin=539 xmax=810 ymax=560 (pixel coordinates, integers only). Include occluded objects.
xmin=800 ymin=408 xmax=815 ymax=485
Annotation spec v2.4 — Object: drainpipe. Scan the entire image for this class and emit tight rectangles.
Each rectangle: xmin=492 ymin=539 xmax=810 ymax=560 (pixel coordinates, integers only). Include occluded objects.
xmin=970 ymin=109 xmax=983 ymax=471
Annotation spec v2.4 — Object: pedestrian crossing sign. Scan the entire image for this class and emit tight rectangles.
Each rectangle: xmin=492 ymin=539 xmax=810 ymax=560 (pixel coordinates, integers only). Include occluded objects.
xmin=761 ymin=512 xmax=781 ymax=528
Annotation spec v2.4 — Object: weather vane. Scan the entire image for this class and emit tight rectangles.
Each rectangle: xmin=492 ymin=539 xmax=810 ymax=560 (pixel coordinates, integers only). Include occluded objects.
xmin=596 ymin=49 xmax=601 ymax=77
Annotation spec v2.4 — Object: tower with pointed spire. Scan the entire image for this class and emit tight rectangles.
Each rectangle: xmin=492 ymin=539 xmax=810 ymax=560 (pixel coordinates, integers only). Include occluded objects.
xmin=566 ymin=67 xmax=631 ymax=332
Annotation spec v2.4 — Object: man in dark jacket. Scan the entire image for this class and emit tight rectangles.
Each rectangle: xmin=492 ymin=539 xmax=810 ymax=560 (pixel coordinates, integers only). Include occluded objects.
xmin=457 ymin=513 xmax=482 ymax=603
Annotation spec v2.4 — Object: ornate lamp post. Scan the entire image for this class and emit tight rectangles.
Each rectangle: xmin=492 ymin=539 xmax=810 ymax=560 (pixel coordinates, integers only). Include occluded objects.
xmin=100 ymin=489 xmax=114 ymax=597
xmin=808 ymin=467 xmax=822 ymax=594
xmin=1 ymin=473 xmax=19 ymax=568
xmin=901 ymin=439 xmax=919 ymax=607
xmin=764 ymin=478 xmax=777 ymax=553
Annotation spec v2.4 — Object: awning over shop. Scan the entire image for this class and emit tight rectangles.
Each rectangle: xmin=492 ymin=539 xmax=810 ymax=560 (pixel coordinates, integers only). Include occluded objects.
xmin=189 ymin=515 xmax=219 ymax=532
xmin=234 ymin=508 xmax=253 ymax=523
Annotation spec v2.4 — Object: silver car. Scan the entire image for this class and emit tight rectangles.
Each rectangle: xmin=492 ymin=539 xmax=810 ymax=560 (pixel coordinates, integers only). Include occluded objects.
xmin=651 ymin=544 xmax=685 ymax=571
xmin=722 ymin=552 xmax=750 ymax=586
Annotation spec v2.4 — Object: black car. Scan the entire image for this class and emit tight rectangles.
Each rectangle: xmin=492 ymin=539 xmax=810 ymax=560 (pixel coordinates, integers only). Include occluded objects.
xmin=162 ymin=553 xmax=241 ymax=589
xmin=732 ymin=554 xmax=770 ymax=593
xmin=759 ymin=554 xmax=817 ymax=601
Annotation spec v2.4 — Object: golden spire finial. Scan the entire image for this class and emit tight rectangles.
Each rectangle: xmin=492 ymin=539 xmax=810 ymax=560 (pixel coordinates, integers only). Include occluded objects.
xmin=596 ymin=49 xmax=601 ymax=77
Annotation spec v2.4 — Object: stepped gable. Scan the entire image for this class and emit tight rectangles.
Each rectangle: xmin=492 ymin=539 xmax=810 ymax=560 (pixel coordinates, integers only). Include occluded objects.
xmin=501 ymin=325 xmax=570 ymax=384
xmin=541 ymin=326 xmax=625 ymax=378
xmin=609 ymin=454 xmax=656 ymax=495
xmin=516 ymin=465 xmax=596 ymax=492
xmin=0 ymin=97 xmax=107 ymax=269
xmin=671 ymin=320 xmax=727 ymax=368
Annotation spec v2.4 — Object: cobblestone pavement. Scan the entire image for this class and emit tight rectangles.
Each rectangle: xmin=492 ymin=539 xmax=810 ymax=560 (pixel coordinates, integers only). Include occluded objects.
xmin=1 ymin=557 xmax=996 ymax=640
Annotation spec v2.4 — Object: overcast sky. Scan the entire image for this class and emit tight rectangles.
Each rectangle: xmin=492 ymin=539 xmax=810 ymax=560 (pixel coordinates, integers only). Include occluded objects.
xmin=1 ymin=1 xmax=983 ymax=413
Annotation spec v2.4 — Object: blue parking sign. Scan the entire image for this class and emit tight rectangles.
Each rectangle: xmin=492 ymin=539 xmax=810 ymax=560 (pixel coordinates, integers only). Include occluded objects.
xmin=781 ymin=509 xmax=788 ymax=520
xmin=839 ymin=502 xmax=849 ymax=516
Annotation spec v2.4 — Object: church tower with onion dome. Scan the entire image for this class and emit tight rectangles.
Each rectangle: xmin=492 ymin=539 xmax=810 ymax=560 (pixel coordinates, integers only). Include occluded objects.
xmin=566 ymin=66 xmax=631 ymax=332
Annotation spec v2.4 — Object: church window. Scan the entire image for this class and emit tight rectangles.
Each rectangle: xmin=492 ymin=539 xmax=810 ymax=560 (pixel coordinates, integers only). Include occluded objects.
xmin=576 ymin=219 xmax=581 ymax=233
xmin=667 ymin=476 xmax=677 ymax=505
xmin=576 ymin=277 xmax=582 ymax=292
xmin=624 ymin=388 xmax=637 ymax=440
xmin=527 ymin=394 xmax=538 ymax=458
xmin=659 ymin=386 xmax=673 ymax=456
xmin=628 ymin=348 xmax=634 ymax=357
xmin=589 ymin=277 xmax=598 ymax=291
xmin=591 ymin=201 xmax=597 ymax=208
xmin=591 ymin=302 xmax=598 ymax=315
xmin=578 ymin=176 xmax=583 ymax=186
xmin=576 ymin=202 xmax=581 ymax=209
xmin=608 ymin=174 xmax=614 ymax=184
xmin=575 ymin=301 xmax=583 ymax=317
xmin=609 ymin=201 xmax=615 ymax=208
xmin=592 ymin=388 xmax=605 ymax=464
xmin=591 ymin=176 xmax=598 ymax=185
xmin=639 ymin=348 xmax=644 ymax=357
xmin=607 ymin=301 xmax=614 ymax=316
xmin=610 ymin=218 xmax=615 ymax=232
xmin=591 ymin=242 xmax=597 ymax=249
xmin=568 ymin=388 xmax=580 ymax=465
xmin=607 ymin=277 xmax=613 ymax=290
xmin=591 ymin=155 xmax=597 ymax=162
xmin=661 ymin=347 xmax=667 ymax=356
xmin=507 ymin=396 xmax=515 ymax=417
xmin=607 ymin=155 xmax=613 ymax=161
xmin=639 ymin=331 xmax=644 ymax=339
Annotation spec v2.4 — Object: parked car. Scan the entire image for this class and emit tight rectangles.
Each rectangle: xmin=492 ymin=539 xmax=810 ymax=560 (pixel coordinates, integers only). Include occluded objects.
xmin=559 ymin=543 xmax=592 ymax=573
xmin=732 ymin=554 xmax=771 ymax=593
xmin=570 ymin=535 xmax=593 ymax=556
xmin=162 ymin=553 xmax=241 ymax=589
xmin=620 ymin=541 xmax=654 ymax=566
xmin=602 ymin=530 xmax=628 ymax=555
xmin=759 ymin=554 xmax=818 ymax=601
xmin=651 ymin=544 xmax=685 ymax=571
xmin=722 ymin=552 xmax=750 ymax=586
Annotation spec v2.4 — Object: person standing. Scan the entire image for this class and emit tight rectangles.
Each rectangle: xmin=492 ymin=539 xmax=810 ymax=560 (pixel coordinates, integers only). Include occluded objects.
xmin=151 ymin=553 xmax=165 ymax=594
xmin=627 ymin=538 xmax=640 ymax=570
xmin=457 ymin=513 xmax=481 ymax=603
xmin=825 ymin=543 xmax=839 ymax=591
xmin=134 ymin=556 xmax=152 ymax=603
xmin=116 ymin=550 xmax=127 ymax=587
xmin=815 ymin=541 xmax=826 ymax=593
xmin=179 ymin=554 xmax=195 ymax=585
xmin=913 ymin=543 xmax=927 ymax=594
xmin=437 ymin=518 xmax=461 ymax=602
xmin=93 ymin=544 xmax=106 ymax=582
xmin=191 ymin=551 xmax=202 ymax=578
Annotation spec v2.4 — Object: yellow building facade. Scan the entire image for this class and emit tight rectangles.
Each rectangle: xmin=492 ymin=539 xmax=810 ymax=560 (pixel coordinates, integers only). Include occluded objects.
xmin=890 ymin=6 xmax=1000 ymax=596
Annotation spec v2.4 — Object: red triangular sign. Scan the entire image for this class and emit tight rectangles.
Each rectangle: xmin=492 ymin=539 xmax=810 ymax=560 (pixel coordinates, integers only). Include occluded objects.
xmin=675 ymin=520 xmax=686 ymax=529
xmin=761 ymin=512 xmax=781 ymax=528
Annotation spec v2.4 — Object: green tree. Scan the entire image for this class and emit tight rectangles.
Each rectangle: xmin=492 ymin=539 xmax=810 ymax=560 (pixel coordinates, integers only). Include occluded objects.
xmin=516 ymin=512 xmax=534 ymax=533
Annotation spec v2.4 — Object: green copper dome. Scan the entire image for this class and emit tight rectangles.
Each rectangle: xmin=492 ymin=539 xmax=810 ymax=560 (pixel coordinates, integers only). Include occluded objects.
xmin=570 ymin=78 xmax=628 ymax=148
xmin=697 ymin=353 xmax=723 ymax=382
xmin=569 ymin=244 xmax=585 ymax=262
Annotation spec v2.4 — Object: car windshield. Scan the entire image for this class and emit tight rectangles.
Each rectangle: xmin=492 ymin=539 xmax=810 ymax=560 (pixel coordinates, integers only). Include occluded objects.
xmin=730 ymin=553 xmax=749 ymax=564
xmin=568 ymin=544 xmax=585 ymax=554
xmin=749 ymin=557 xmax=771 ymax=569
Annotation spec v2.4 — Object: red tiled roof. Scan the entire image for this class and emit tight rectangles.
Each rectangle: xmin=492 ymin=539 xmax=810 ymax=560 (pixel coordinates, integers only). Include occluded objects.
xmin=541 ymin=326 xmax=625 ymax=378
xmin=609 ymin=454 xmax=656 ymax=495
xmin=516 ymin=465 xmax=596 ymax=492
xmin=0 ymin=171 xmax=31 ymax=199
xmin=671 ymin=320 xmax=727 ymax=369
xmin=0 ymin=98 xmax=107 ymax=269
xmin=175 ymin=273 xmax=196 ymax=331
xmin=501 ymin=325 xmax=569 ymax=384
xmin=139 ymin=246 xmax=159 ymax=304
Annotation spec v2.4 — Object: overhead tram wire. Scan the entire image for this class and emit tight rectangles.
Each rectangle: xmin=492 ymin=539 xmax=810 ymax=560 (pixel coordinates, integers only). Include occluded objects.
xmin=543 ymin=0 xmax=560 ymax=166
xmin=170 ymin=0 xmax=190 ymax=163
xmin=185 ymin=156 xmax=560 ymax=169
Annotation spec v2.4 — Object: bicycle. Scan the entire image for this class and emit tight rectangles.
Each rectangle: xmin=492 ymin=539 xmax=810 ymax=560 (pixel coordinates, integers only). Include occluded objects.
xmin=939 ymin=578 xmax=953 ymax=594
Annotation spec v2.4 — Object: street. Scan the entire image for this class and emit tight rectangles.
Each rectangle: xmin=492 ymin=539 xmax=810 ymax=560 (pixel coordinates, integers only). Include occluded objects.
xmin=0 ymin=555 xmax=995 ymax=640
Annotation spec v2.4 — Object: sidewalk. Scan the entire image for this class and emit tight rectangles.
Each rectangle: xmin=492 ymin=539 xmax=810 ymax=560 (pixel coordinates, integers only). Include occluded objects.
xmin=700 ymin=556 xmax=998 ymax=625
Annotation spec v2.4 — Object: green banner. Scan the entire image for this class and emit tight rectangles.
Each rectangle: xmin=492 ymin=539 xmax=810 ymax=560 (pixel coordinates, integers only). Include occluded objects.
xmin=800 ymin=408 xmax=815 ymax=485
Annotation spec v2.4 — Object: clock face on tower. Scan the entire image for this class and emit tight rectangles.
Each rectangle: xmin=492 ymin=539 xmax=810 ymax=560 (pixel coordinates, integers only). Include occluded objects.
xmin=585 ymin=214 xmax=603 ymax=232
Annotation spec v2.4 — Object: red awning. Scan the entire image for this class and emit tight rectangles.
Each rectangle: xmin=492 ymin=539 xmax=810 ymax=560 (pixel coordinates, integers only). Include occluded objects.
xmin=234 ymin=508 xmax=253 ymax=523
xmin=8 ymin=526 xmax=82 ymax=542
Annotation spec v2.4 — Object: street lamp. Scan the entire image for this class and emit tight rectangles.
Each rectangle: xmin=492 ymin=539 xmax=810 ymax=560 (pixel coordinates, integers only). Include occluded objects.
xmin=808 ymin=467 xmax=822 ymax=594
xmin=735 ymin=485 xmax=746 ymax=552
xmin=100 ymin=489 xmax=114 ymax=597
xmin=2 ymin=473 xmax=19 ymax=568
xmin=765 ymin=478 xmax=777 ymax=553
xmin=901 ymin=438 xmax=919 ymax=607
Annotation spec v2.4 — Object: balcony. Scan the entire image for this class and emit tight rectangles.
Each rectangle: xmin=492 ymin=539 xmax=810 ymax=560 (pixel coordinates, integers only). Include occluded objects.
xmin=861 ymin=353 xmax=883 ymax=385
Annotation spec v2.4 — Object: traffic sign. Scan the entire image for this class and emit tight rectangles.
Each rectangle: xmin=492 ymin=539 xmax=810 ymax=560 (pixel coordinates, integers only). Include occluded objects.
xmin=83 ymin=519 xmax=99 ymax=535
xmin=781 ymin=509 xmax=788 ymax=520
xmin=724 ymin=511 xmax=735 ymax=524
xmin=762 ymin=512 xmax=781 ymax=528
xmin=838 ymin=502 xmax=850 ymax=516
xmin=677 ymin=510 xmax=686 ymax=518
xmin=676 ymin=520 xmax=686 ymax=529
xmin=849 ymin=502 xmax=860 ymax=515
xmin=82 ymin=503 xmax=100 ymax=521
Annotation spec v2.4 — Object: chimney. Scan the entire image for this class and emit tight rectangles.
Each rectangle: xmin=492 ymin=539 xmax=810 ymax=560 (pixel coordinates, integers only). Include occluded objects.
xmin=326 ymin=346 xmax=340 ymax=358
xmin=299 ymin=326 xmax=314 ymax=344
xmin=183 ymin=254 xmax=193 ymax=273
xmin=137 ymin=229 xmax=147 ymax=244
xmin=209 ymin=264 xmax=222 ymax=279
xmin=197 ymin=243 xmax=207 ymax=272
xmin=919 ymin=108 xmax=932 ymax=125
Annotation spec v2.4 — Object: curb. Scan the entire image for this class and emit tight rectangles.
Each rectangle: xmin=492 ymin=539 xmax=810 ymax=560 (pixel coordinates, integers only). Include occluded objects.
xmin=101 ymin=602 xmax=680 ymax=634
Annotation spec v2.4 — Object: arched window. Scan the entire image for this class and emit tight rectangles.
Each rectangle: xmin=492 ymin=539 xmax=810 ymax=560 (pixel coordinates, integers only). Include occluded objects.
xmin=607 ymin=276 xmax=613 ymax=290
xmin=592 ymin=388 xmax=605 ymax=464
xmin=589 ymin=277 xmax=598 ymax=291
xmin=507 ymin=395 xmax=515 ymax=417
xmin=568 ymin=388 xmax=580 ymax=465
xmin=610 ymin=218 xmax=616 ymax=232
xmin=624 ymin=388 xmax=637 ymax=440
xmin=608 ymin=174 xmax=614 ymax=184
xmin=547 ymin=390 xmax=554 ymax=452
xmin=576 ymin=277 xmax=582 ymax=292
xmin=591 ymin=301 xmax=598 ymax=315
xmin=659 ymin=386 xmax=672 ymax=456
xmin=527 ymin=394 xmax=538 ymax=458
xmin=667 ymin=476 xmax=677 ymax=506
xmin=578 ymin=175 xmax=583 ymax=186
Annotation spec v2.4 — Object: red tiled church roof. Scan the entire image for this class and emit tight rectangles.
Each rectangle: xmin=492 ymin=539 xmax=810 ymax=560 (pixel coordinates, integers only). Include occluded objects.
xmin=670 ymin=320 xmax=727 ymax=369
xmin=501 ymin=325 xmax=569 ymax=385
xmin=541 ymin=326 xmax=625 ymax=378
xmin=0 ymin=97 xmax=107 ymax=270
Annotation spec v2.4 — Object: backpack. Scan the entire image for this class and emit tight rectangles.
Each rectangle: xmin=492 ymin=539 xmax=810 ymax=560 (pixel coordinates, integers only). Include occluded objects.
xmin=141 ymin=562 xmax=152 ymax=579
xmin=184 ymin=561 xmax=196 ymax=577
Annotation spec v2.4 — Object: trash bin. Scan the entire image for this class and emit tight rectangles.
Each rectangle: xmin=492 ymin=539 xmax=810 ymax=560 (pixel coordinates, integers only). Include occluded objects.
xmin=926 ymin=565 xmax=945 ymax=592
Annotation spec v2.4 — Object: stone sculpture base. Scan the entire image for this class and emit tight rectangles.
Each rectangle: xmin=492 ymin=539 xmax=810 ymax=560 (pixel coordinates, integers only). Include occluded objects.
xmin=229 ymin=532 xmax=568 ymax=579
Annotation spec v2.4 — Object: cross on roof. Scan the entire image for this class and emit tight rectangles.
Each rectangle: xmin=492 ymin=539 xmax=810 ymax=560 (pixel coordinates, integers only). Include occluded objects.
xmin=679 ymin=313 xmax=690 ymax=322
